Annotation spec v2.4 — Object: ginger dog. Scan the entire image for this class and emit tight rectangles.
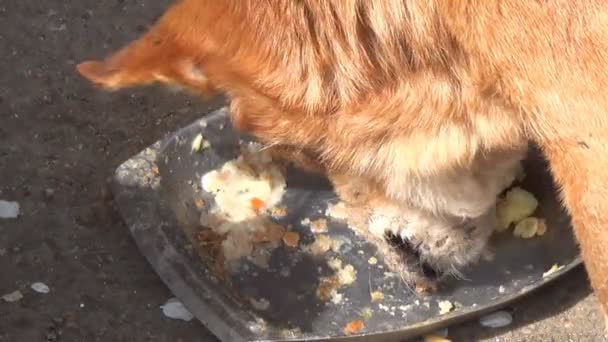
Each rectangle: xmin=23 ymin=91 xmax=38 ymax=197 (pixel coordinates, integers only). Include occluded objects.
xmin=76 ymin=0 xmax=608 ymax=325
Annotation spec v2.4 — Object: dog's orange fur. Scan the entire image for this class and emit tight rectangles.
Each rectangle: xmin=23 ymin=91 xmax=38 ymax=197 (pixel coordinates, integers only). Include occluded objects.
xmin=76 ymin=0 xmax=608 ymax=324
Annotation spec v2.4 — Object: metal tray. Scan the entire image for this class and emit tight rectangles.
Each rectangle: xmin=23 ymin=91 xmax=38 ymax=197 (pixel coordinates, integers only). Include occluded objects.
xmin=112 ymin=107 xmax=582 ymax=342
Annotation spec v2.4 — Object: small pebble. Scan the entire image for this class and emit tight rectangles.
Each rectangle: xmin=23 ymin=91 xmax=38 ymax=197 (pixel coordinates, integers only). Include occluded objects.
xmin=161 ymin=298 xmax=194 ymax=321
xmin=2 ymin=290 xmax=23 ymax=302
xmin=479 ymin=310 xmax=513 ymax=328
xmin=43 ymin=188 xmax=55 ymax=200
xmin=0 ymin=200 xmax=19 ymax=218
xmin=31 ymin=282 xmax=50 ymax=294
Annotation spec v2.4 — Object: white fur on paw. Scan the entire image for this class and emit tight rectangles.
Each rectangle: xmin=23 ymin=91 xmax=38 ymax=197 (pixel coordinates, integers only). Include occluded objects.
xmin=368 ymin=214 xmax=392 ymax=237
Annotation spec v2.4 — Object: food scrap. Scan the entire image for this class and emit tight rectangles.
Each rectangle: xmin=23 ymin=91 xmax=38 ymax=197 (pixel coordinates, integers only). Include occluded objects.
xmin=301 ymin=217 xmax=328 ymax=233
xmin=250 ymin=197 xmax=265 ymax=212
xmin=368 ymin=256 xmax=378 ymax=265
xmin=269 ymin=206 xmax=288 ymax=218
xmin=329 ymin=258 xmax=357 ymax=286
xmin=306 ymin=234 xmax=333 ymax=255
xmin=194 ymin=198 xmax=205 ymax=209
xmin=496 ymin=187 xmax=539 ymax=231
xmin=438 ymin=300 xmax=454 ymax=315
xmin=360 ymin=307 xmax=373 ymax=320
xmin=202 ymin=143 xmax=286 ymax=222
xmin=316 ymin=277 xmax=340 ymax=302
xmin=343 ymin=320 xmax=365 ymax=335
xmin=197 ymin=143 xmax=287 ymax=263
xmin=316 ymin=258 xmax=357 ymax=302
xmin=370 ymin=290 xmax=384 ymax=302
xmin=282 ymin=231 xmax=300 ymax=248
xmin=542 ymin=263 xmax=564 ymax=278
xmin=513 ymin=217 xmax=547 ymax=239
xmin=326 ymin=201 xmax=349 ymax=220
xmin=191 ymin=133 xmax=210 ymax=152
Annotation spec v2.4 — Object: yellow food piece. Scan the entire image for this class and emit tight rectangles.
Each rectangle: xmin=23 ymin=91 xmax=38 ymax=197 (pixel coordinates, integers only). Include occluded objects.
xmin=191 ymin=133 xmax=210 ymax=152
xmin=370 ymin=291 xmax=384 ymax=302
xmin=513 ymin=217 xmax=544 ymax=239
xmin=496 ymin=187 xmax=539 ymax=230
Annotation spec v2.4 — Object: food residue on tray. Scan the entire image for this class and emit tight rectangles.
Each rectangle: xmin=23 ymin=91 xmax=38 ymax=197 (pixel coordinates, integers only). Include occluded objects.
xmin=360 ymin=307 xmax=373 ymax=320
xmin=194 ymin=198 xmax=205 ymax=209
xmin=202 ymin=143 xmax=286 ymax=222
xmin=329 ymin=258 xmax=357 ymax=285
xmin=438 ymin=300 xmax=454 ymax=315
xmin=343 ymin=320 xmax=365 ymax=335
xmin=301 ymin=217 xmax=328 ymax=233
xmin=197 ymin=142 xmax=288 ymax=264
xmin=317 ymin=258 xmax=357 ymax=302
xmin=370 ymin=290 xmax=384 ymax=302
xmin=306 ymin=234 xmax=333 ymax=255
xmin=269 ymin=206 xmax=288 ymax=218
xmin=326 ymin=201 xmax=350 ymax=220
xmin=282 ymin=231 xmax=300 ymax=248
xmin=304 ymin=233 xmax=348 ymax=256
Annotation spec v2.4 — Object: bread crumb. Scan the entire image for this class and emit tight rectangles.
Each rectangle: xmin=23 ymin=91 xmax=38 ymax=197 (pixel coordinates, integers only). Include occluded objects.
xmin=306 ymin=234 xmax=333 ymax=255
xmin=316 ymin=258 xmax=357 ymax=302
xmin=330 ymin=290 xmax=343 ymax=304
xmin=438 ymin=300 xmax=454 ymax=315
xmin=326 ymin=202 xmax=349 ymax=220
xmin=194 ymin=198 xmax=205 ymax=209
xmin=336 ymin=264 xmax=357 ymax=286
xmin=316 ymin=277 xmax=339 ymax=301
xmin=301 ymin=217 xmax=328 ymax=233
xmin=282 ymin=231 xmax=300 ymax=248
xmin=370 ymin=291 xmax=384 ymax=302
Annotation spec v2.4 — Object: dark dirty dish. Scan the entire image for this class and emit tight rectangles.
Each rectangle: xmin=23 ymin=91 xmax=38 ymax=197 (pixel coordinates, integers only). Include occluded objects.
xmin=112 ymin=107 xmax=582 ymax=342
